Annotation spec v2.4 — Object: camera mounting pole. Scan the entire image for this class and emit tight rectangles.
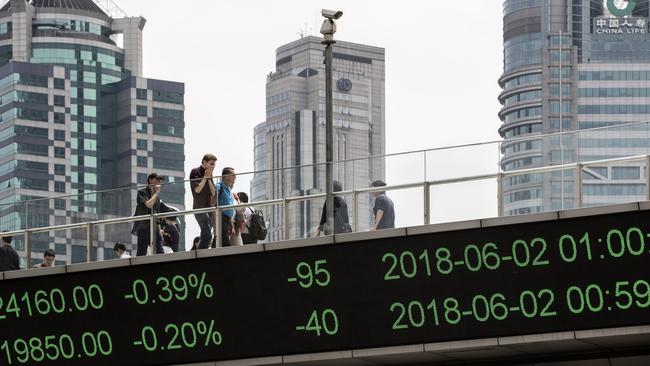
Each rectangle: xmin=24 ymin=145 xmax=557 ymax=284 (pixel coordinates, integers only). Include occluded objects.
xmin=320 ymin=9 xmax=342 ymax=235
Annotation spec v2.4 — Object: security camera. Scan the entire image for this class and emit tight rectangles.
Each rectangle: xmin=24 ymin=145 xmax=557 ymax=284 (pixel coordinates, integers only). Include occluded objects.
xmin=320 ymin=18 xmax=337 ymax=36
xmin=321 ymin=9 xmax=343 ymax=20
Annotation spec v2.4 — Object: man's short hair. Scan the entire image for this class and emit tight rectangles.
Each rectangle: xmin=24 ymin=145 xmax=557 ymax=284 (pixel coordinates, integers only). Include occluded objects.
xmin=371 ymin=180 xmax=387 ymax=188
xmin=114 ymin=242 xmax=127 ymax=252
xmin=44 ymin=249 xmax=55 ymax=258
xmin=147 ymin=172 xmax=164 ymax=183
xmin=202 ymin=154 xmax=217 ymax=163
xmin=238 ymin=192 xmax=249 ymax=203
xmin=1 ymin=232 xmax=11 ymax=244
xmin=222 ymin=167 xmax=235 ymax=176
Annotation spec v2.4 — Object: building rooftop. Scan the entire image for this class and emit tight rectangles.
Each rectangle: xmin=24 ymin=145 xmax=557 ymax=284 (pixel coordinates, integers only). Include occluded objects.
xmin=1 ymin=0 xmax=107 ymax=16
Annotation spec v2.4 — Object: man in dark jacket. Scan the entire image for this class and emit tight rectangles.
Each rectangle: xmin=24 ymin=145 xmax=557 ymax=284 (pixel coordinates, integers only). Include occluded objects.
xmin=189 ymin=154 xmax=217 ymax=249
xmin=0 ymin=234 xmax=19 ymax=271
xmin=132 ymin=172 xmax=170 ymax=256
xmin=316 ymin=180 xmax=351 ymax=236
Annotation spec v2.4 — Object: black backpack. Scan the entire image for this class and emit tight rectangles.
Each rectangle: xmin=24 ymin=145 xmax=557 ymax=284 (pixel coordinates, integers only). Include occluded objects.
xmin=248 ymin=209 xmax=267 ymax=241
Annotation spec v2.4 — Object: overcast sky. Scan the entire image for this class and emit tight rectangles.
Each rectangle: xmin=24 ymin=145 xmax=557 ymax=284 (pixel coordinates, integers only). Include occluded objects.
xmin=117 ymin=0 xmax=505 ymax=242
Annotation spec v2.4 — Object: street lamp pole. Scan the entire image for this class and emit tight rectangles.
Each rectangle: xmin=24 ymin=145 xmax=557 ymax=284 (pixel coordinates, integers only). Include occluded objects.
xmin=320 ymin=9 xmax=342 ymax=235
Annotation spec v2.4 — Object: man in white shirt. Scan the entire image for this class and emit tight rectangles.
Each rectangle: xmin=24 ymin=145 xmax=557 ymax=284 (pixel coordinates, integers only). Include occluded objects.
xmin=237 ymin=192 xmax=256 ymax=244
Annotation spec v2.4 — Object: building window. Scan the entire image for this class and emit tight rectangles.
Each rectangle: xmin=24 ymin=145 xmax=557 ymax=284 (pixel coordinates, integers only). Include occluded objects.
xmin=54 ymin=112 xmax=65 ymax=124
xmin=136 ymin=139 xmax=148 ymax=150
xmin=54 ymin=199 xmax=66 ymax=210
xmin=136 ymin=122 xmax=147 ymax=133
xmin=549 ymin=67 xmax=571 ymax=80
xmin=153 ymin=90 xmax=183 ymax=104
xmin=137 ymin=173 xmax=148 ymax=184
xmin=54 ymin=95 xmax=65 ymax=106
xmin=137 ymin=156 xmax=148 ymax=167
xmin=54 ymin=164 xmax=65 ymax=175
xmin=136 ymin=105 xmax=148 ymax=117
xmin=18 ymin=143 xmax=48 ymax=156
xmin=153 ymin=124 xmax=183 ymax=137
xmin=549 ymin=84 xmax=571 ymax=97
xmin=549 ymin=101 xmax=572 ymax=114
xmin=549 ymin=117 xmax=572 ymax=129
xmin=54 ymin=130 xmax=65 ymax=141
xmin=136 ymin=89 xmax=148 ymax=100
xmin=549 ymin=50 xmax=571 ymax=63
xmin=54 ymin=147 xmax=65 ymax=158
xmin=54 ymin=181 xmax=65 ymax=193
xmin=18 ymin=74 xmax=48 ymax=88
xmin=53 ymin=78 xmax=65 ymax=90
xmin=153 ymin=157 xmax=184 ymax=171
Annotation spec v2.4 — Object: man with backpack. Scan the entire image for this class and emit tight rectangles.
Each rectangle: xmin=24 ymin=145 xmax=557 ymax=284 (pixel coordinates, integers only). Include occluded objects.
xmin=237 ymin=192 xmax=267 ymax=244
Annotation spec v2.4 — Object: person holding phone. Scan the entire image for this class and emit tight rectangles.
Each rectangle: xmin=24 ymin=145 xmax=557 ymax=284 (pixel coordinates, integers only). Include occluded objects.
xmin=131 ymin=172 xmax=169 ymax=256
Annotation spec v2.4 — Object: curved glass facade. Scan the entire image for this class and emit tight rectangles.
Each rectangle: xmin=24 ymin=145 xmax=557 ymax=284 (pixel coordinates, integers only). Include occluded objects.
xmin=500 ymin=1 xmax=547 ymax=216
xmin=504 ymin=33 xmax=545 ymax=72
xmin=503 ymin=0 xmax=544 ymax=15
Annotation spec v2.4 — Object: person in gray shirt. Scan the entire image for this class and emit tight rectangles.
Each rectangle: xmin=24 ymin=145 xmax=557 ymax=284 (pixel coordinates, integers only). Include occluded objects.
xmin=371 ymin=180 xmax=395 ymax=230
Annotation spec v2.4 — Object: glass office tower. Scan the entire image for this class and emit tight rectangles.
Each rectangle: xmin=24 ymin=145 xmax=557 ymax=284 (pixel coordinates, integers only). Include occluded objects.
xmin=0 ymin=0 xmax=185 ymax=265
xmin=500 ymin=0 xmax=650 ymax=215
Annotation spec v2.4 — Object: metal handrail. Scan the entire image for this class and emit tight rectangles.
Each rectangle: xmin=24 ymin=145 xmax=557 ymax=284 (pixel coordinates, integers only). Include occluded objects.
xmin=4 ymin=119 xmax=650 ymax=208
xmin=4 ymin=152 xmax=650 ymax=265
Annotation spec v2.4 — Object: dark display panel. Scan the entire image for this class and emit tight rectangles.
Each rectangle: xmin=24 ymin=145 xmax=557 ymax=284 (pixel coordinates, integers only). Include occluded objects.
xmin=1 ymin=210 xmax=650 ymax=365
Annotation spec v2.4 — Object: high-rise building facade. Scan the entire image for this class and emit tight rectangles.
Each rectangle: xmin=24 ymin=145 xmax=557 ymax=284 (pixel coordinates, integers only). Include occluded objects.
xmin=500 ymin=0 xmax=650 ymax=215
xmin=0 ymin=0 xmax=185 ymax=265
xmin=251 ymin=36 xmax=385 ymax=240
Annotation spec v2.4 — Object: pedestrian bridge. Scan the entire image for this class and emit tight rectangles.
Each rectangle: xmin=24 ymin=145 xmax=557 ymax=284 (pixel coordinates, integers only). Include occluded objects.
xmin=2 ymin=203 xmax=650 ymax=366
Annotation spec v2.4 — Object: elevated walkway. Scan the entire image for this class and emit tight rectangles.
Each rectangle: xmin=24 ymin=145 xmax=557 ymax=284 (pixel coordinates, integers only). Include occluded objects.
xmin=2 ymin=203 xmax=650 ymax=365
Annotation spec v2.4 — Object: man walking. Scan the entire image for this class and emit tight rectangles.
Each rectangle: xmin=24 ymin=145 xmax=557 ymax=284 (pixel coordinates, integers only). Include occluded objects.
xmin=190 ymin=154 xmax=217 ymax=249
xmin=0 ymin=234 xmax=19 ymax=271
xmin=131 ymin=172 xmax=169 ymax=256
xmin=371 ymin=180 xmax=395 ymax=230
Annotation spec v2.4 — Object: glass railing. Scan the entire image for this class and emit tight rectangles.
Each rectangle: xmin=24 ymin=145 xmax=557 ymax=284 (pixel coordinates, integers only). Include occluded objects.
xmin=2 ymin=121 xmax=650 ymax=269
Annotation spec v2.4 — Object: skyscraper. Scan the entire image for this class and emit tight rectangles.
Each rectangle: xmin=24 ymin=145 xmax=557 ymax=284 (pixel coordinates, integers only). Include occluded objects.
xmin=0 ymin=0 xmax=185 ymax=265
xmin=251 ymin=36 xmax=385 ymax=240
xmin=500 ymin=0 xmax=650 ymax=215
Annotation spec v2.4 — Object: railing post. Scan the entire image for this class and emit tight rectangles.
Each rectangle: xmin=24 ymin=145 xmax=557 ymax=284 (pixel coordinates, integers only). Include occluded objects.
xmin=214 ymin=208 xmax=221 ymax=248
xmin=149 ymin=212 xmax=156 ymax=255
xmin=86 ymin=223 xmax=93 ymax=262
xmin=24 ymin=201 xmax=30 ymax=267
xmin=646 ymin=155 xmax=650 ymax=201
xmin=423 ymin=150 xmax=427 ymax=182
xmin=575 ymin=163 xmax=583 ymax=209
xmin=212 ymin=209 xmax=219 ymax=248
xmin=423 ymin=182 xmax=431 ymax=225
xmin=497 ymin=173 xmax=505 ymax=217
xmin=24 ymin=230 xmax=31 ymax=268
xmin=352 ymin=191 xmax=359 ymax=232
xmin=283 ymin=199 xmax=290 ymax=241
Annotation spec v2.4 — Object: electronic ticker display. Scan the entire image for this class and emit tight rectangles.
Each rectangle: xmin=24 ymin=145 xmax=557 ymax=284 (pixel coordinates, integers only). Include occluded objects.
xmin=2 ymin=209 xmax=650 ymax=366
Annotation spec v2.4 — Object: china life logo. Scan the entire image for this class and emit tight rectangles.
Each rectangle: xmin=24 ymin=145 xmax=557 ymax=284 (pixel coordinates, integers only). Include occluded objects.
xmin=607 ymin=0 xmax=636 ymax=17
xmin=596 ymin=0 xmax=645 ymax=34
